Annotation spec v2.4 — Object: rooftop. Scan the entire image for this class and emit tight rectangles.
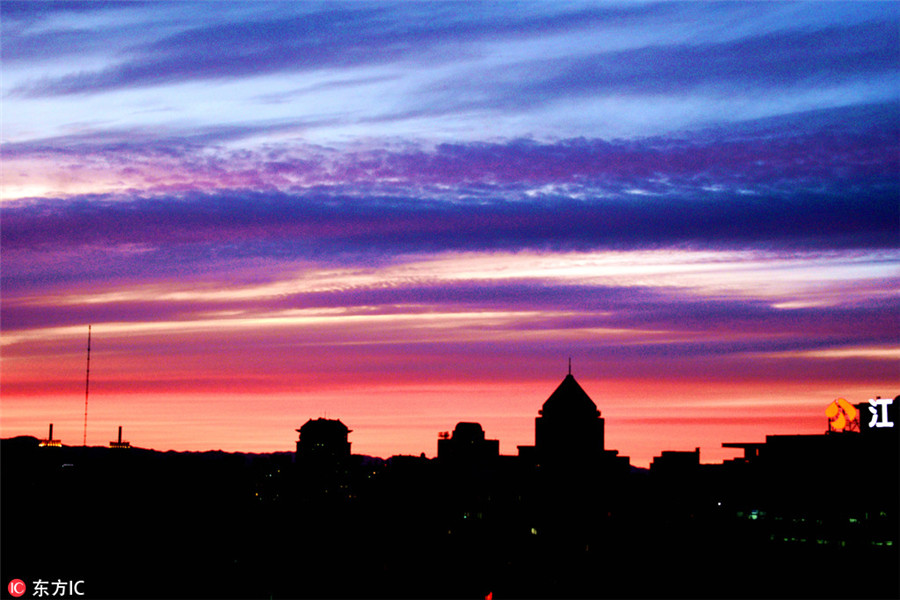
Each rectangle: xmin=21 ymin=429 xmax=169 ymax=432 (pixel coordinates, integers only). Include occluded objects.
xmin=540 ymin=373 xmax=600 ymax=418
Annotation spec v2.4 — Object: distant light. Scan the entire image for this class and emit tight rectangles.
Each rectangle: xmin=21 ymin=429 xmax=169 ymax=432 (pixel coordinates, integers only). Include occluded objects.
xmin=530 ymin=527 xmax=538 ymax=535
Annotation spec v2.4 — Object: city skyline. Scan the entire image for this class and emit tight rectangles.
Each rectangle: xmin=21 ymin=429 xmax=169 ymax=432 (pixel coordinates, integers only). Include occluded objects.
xmin=2 ymin=1 xmax=898 ymax=467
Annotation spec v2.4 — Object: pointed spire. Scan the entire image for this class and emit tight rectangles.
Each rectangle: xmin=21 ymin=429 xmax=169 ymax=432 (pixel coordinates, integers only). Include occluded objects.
xmin=542 ymin=368 xmax=599 ymax=417
xmin=568 ymin=356 xmax=572 ymax=375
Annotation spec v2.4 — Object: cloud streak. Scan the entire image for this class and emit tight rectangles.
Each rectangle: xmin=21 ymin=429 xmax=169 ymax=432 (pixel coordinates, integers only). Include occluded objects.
xmin=4 ymin=3 xmax=632 ymax=95
xmin=3 ymin=185 xmax=896 ymax=269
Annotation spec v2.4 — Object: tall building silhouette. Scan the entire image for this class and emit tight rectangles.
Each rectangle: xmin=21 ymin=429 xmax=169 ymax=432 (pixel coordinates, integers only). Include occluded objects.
xmin=534 ymin=371 xmax=605 ymax=464
xmin=518 ymin=368 xmax=629 ymax=473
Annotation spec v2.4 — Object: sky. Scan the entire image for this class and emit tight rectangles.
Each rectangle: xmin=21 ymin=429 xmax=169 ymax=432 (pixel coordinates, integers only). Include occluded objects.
xmin=1 ymin=1 xmax=898 ymax=467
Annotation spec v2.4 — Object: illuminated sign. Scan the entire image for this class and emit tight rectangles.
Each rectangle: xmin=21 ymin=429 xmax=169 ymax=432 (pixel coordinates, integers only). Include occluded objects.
xmin=868 ymin=398 xmax=895 ymax=428
xmin=826 ymin=398 xmax=859 ymax=432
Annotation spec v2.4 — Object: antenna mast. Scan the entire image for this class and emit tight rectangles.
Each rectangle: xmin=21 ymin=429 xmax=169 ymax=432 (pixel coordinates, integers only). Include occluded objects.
xmin=83 ymin=325 xmax=91 ymax=446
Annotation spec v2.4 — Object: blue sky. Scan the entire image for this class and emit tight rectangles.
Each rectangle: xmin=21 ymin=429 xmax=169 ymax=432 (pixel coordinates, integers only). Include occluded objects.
xmin=4 ymin=2 xmax=898 ymax=144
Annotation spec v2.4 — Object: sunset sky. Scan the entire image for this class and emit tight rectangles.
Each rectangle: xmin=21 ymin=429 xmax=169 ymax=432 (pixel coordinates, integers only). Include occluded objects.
xmin=2 ymin=1 xmax=898 ymax=467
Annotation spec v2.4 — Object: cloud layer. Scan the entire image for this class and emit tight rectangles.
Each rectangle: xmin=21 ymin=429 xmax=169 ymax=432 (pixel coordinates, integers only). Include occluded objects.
xmin=2 ymin=1 xmax=898 ymax=464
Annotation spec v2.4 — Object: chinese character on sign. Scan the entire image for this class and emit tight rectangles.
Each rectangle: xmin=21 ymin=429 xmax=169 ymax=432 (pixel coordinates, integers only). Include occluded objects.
xmin=32 ymin=580 xmax=48 ymax=597
xmin=868 ymin=398 xmax=895 ymax=428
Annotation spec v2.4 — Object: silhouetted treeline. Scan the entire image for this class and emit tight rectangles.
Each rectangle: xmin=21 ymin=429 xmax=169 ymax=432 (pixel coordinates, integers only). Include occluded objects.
xmin=1 ymin=435 xmax=897 ymax=599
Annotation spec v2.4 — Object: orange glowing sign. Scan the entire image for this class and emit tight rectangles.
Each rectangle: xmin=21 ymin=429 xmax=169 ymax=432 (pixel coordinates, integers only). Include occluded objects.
xmin=826 ymin=398 xmax=859 ymax=432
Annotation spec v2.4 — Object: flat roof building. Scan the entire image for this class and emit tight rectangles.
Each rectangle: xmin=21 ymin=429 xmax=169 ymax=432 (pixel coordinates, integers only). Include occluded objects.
xmin=437 ymin=422 xmax=499 ymax=464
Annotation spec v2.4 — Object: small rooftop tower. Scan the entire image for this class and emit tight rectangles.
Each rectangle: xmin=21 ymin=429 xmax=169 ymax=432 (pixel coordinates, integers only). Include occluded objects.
xmin=109 ymin=426 xmax=131 ymax=449
xmin=39 ymin=423 xmax=62 ymax=448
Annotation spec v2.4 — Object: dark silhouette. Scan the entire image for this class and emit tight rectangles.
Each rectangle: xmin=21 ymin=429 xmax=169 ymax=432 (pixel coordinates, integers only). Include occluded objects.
xmin=437 ymin=422 xmax=499 ymax=465
xmin=38 ymin=422 xmax=61 ymax=447
xmin=2 ymin=382 xmax=897 ymax=599
xmin=536 ymin=372 xmax=605 ymax=459
xmin=518 ymin=371 xmax=631 ymax=478
xmin=296 ymin=417 xmax=352 ymax=461
xmin=650 ymin=447 xmax=700 ymax=475
xmin=109 ymin=426 xmax=131 ymax=449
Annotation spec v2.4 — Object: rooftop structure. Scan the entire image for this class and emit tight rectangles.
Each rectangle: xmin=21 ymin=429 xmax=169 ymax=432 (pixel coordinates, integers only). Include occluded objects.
xmin=39 ymin=423 xmax=62 ymax=448
xmin=109 ymin=426 xmax=131 ymax=449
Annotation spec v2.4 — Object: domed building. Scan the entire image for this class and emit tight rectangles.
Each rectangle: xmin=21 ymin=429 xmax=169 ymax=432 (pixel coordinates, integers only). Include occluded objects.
xmin=295 ymin=418 xmax=351 ymax=461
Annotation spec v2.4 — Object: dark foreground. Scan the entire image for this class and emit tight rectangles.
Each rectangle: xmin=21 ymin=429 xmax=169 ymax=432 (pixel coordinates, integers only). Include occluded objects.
xmin=2 ymin=436 xmax=897 ymax=599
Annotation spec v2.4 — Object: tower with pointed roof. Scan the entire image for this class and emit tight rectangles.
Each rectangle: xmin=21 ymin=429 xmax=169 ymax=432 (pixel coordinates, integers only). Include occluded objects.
xmin=533 ymin=365 xmax=605 ymax=465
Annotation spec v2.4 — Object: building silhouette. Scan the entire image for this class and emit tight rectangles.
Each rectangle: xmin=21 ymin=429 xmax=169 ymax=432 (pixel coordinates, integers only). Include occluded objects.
xmin=295 ymin=418 xmax=351 ymax=461
xmin=517 ymin=368 xmax=630 ymax=474
xmin=650 ymin=447 xmax=700 ymax=475
xmin=437 ymin=422 xmax=499 ymax=464
xmin=535 ymin=370 xmax=605 ymax=461
xmin=723 ymin=395 xmax=898 ymax=470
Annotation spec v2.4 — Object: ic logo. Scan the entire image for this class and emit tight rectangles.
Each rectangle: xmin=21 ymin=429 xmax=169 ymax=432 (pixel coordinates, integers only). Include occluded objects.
xmin=7 ymin=580 xmax=26 ymax=598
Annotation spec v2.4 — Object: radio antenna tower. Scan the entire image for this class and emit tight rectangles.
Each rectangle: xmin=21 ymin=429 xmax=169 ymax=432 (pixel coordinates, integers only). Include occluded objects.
xmin=83 ymin=325 xmax=91 ymax=446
